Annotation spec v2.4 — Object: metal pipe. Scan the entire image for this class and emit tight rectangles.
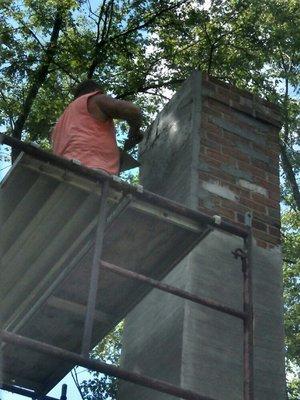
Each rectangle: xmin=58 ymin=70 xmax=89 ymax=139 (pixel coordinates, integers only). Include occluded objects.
xmin=1 ymin=330 xmax=218 ymax=400
xmin=81 ymin=180 xmax=109 ymax=356
xmin=1 ymin=134 xmax=248 ymax=238
xmin=0 ymin=383 xmax=60 ymax=400
xmin=243 ymin=231 xmax=254 ymax=400
xmin=100 ymin=260 xmax=247 ymax=320
xmin=60 ymin=384 xmax=67 ymax=400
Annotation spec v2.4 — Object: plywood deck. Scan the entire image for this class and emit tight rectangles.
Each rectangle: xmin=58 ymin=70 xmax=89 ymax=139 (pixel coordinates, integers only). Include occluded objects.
xmin=0 ymin=152 xmax=210 ymax=394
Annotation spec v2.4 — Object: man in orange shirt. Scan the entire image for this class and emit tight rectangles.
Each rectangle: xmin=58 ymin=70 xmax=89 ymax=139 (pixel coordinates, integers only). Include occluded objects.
xmin=52 ymin=80 xmax=143 ymax=175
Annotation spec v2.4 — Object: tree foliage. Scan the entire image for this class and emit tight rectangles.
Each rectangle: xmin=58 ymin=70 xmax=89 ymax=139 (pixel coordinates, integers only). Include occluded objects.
xmin=1 ymin=0 xmax=299 ymax=206
xmin=282 ymin=210 xmax=300 ymax=389
xmin=72 ymin=322 xmax=123 ymax=400
xmin=0 ymin=0 xmax=299 ymax=398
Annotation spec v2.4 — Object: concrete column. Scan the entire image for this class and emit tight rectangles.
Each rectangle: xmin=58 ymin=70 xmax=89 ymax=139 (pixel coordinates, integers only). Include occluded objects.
xmin=119 ymin=71 xmax=285 ymax=400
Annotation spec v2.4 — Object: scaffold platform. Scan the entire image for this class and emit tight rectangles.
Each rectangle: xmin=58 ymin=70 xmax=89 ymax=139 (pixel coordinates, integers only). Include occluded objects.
xmin=0 ymin=134 xmax=252 ymax=400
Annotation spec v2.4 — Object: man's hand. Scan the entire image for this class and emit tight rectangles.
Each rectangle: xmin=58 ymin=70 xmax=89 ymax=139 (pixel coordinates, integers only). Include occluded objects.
xmin=93 ymin=93 xmax=144 ymax=151
xmin=124 ymin=130 xmax=144 ymax=151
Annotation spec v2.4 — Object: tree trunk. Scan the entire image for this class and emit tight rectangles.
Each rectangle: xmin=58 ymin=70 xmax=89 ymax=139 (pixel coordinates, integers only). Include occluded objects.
xmin=280 ymin=142 xmax=300 ymax=211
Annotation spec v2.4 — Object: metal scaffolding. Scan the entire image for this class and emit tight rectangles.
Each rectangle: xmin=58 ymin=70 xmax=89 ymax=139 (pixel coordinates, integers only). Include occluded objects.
xmin=0 ymin=134 xmax=254 ymax=400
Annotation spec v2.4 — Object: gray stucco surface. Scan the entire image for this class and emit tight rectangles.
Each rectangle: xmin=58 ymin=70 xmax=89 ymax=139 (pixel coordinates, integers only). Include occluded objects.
xmin=119 ymin=72 xmax=285 ymax=400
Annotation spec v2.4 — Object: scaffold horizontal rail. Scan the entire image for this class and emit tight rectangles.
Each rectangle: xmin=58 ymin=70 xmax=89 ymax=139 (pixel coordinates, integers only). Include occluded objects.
xmin=1 ymin=330 xmax=218 ymax=400
xmin=100 ymin=260 xmax=247 ymax=320
xmin=0 ymin=384 xmax=61 ymax=400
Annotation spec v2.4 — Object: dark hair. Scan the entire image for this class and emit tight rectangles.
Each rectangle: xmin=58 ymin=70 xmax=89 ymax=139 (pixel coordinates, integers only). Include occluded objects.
xmin=73 ymin=79 xmax=104 ymax=99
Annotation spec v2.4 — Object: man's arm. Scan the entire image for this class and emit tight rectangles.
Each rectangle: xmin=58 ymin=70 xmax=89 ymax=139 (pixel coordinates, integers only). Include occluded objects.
xmin=94 ymin=94 xmax=143 ymax=150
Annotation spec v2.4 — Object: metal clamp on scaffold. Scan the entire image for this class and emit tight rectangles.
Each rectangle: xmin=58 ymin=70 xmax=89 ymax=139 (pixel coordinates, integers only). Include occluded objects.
xmin=232 ymin=248 xmax=247 ymax=260
xmin=71 ymin=158 xmax=82 ymax=165
xmin=213 ymin=215 xmax=222 ymax=225
xmin=244 ymin=211 xmax=253 ymax=227
xmin=113 ymin=175 xmax=123 ymax=184
xmin=136 ymin=184 xmax=143 ymax=193
xmin=29 ymin=142 xmax=40 ymax=149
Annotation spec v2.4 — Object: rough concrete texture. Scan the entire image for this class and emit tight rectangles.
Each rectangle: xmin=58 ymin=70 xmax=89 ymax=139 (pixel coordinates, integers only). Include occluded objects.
xmin=119 ymin=71 xmax=285 ymax=400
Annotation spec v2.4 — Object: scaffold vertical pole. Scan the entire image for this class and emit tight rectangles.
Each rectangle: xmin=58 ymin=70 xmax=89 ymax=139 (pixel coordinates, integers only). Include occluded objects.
xmin=243 ymin=212 xmax=254 ymax=400
xmin=60 ymin=384 xmax=67 ymax=400
xmin=81 ymin=180 xmax=109 ymax=357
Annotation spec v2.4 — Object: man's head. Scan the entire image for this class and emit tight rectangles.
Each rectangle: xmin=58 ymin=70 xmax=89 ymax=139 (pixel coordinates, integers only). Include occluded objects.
xmin=73 ymin=80 xmax=104 ymax=99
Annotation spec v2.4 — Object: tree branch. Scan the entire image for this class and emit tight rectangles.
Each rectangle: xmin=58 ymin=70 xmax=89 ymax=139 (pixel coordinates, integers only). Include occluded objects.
xmin=87 ymin=0 xmax=189 ymax=78
xmin=111 ymin=0 xmax=189 ymax=42
xmin=87 ymin=0 xmax=112 ymax=78
xmin=11 ymin=7 xmax=64 ymax=147
xmin=0 ymin=89 xmax=15 ymax=131
xmin=116 ymin=77 xmax=184 ymax=99
xmin=144 ymin=89 xmax=172 ymax=100
xmin=71 ymin=368 xmax=85 ymax=400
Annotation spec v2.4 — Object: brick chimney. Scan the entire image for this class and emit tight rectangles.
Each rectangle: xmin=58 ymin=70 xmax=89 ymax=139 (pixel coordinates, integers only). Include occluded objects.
xmin=199 ymin=75 xmax=281 ymax=248
xmin=120 ymin=72 xmax=285 ymax=400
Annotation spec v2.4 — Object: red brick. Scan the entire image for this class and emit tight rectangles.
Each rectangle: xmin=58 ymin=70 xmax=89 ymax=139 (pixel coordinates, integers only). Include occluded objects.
xmin=208 ymin=91 xmax=231 ymax=106
xmin=256 ymin=239 xmax=269 ymax=249
xmin=265 ymin=148 xmax=279 ymax=161
xmin=201 ymin=154 xmax=222 ymax=169
xmin=238 ymin=187 xmax=251 ymax=199
xmin=202 ymin=138 xmax=221 ymax=152
xmin=206 ymin=131 xmax=234 ymax=147
xmin=202 ymin=80 xmax=217 ymax=93
xmin=252 ymin=218 xmax=268 ymax=232
xmin=252 ymin=228 xmax=281 ymax=245
xmin=205 ymin=98 xmax=230 ymax=114
xmin=267 ymin=206 xmax=281 ymax=221
xmin=217 ymin=86 xmax=230 ymax=97
xmin=230 ymin=86 xmax=254 ymax=101
xmin=222 ymin=144 xmax=250 ymax=162
xmin=227 ymin=183 xmax=247 ymax=197
xmin=268 ymin=226 xmax=281 ymax=237
xmin=242 ymin=164 xmax=267 ymax=180
xmin=215 ymin=206 xmax=235 ymax=220
xmin=199 ymin=145 xmax=206 ymax=155
xmin=255 ymin=177 xmax=280 ymax=195
xmin=198 ymin=171 xmax=212 ymax=182
xmin=198 ymin=205 xmax=215 ymax=217
xmin=240 ymin=197 xmax=267 ymax=213
xmin=251 ymin=193 xmax=279 ymax=208
xmin=255 ymin=110 xmax=282 ymax=128
xmin=252 ymin=142 xmax=267 ymax=154
xmin=267 ymin=172 xmax=279 ymax=185
xmin=223 ymin=129 xmax=252 ymax=146
xmin=202 ymin=106 xmax=221 ymax=119
xmin=259 ymin=97 xmax=281 ymax=112
xmin=221 ymin=199 xmax=248 ymax=214
xmin=203 ymin=131 xmax=232 ymax=146
xmin=206 ymin=148 xmax=224 ymax=159
xmin=267 ymin=127 xmax=281 ymax=143
xmin=236 ymin=212 xmax=246 ymax=224
xmin=229 ymin=100 xmax=254 ymax=116
xmin=251 ymin=158 xmax=278 ymax=174
xmin=252 ymin=210 xmax=271 ymax=223
xmin=212 ymin=197 xmax=222 ymax=206
xmin=268 ymin=189 xmax=280 ymax=202
xmin=208 ymin=168 xmax=236 ymax=184
xmin=205 ymin=75 xmax=231 ymax=90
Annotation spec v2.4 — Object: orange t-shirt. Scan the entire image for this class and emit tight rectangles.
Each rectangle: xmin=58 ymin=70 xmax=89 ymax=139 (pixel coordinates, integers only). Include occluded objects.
xmin=51 ymin=91 xmax=120 ymax=174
